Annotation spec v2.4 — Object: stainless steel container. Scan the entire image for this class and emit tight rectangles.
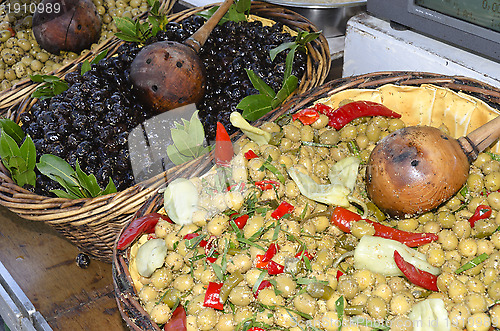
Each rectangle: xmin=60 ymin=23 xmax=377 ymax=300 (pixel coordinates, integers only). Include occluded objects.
xmin=264 ymin=0 xmax=367 ymax=38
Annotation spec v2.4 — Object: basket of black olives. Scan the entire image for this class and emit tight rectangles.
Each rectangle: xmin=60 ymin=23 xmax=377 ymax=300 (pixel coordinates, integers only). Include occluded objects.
xmin=0 ymin=1 xmax=331 ymax=262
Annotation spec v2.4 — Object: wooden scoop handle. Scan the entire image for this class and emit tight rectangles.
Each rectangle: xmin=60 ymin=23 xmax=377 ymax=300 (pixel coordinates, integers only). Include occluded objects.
xmin=184 ymin=0 xmax=235 ymax=53
xmin=458 ymin=115 xmax=500 ymax=163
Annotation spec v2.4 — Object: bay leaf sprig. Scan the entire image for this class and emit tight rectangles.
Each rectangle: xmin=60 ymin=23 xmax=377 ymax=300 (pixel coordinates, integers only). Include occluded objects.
xmin=81 ymin=49 xmax=109 ymax=75
xmin=198 ymin=0 xmax=251 ymax=25
xmin=114 ymin=0 xmax=168 ymax=43
xmin=237 ymin=30 xmax=320 ymax=121
xmin=0 ymin=119 xmax=36 ymax=187
xmin=36 ymin=154 xmax=117 ymax=199
xmin=30 ymin=74 xmax=69 ymax=100
xmin=166 ymin=110 xmax=211 ymax=165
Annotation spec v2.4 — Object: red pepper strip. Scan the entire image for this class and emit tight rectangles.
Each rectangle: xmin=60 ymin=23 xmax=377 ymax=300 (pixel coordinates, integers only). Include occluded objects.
xmin=116 ymin=213 xmax=170 ymax=250
xmin=248 ymin=328 xmax=266 ymax=331
xmin=469 ymin=204 xmax=492 ymax=227
xmin=254 ymin=180 xmax=280 ymax=190
xmin=163 ymin=305 xmax=187 ymax=331
xmin=393 ymin=250 xmax=439 ymax=291
xmin=232 ymin=214 xmax=249 ymax=229
xmin=267 ymin=260 xmax=284 ymax=275
xmin=336 ymin=270 xmax=344 ymax=281
xmin=261 ymin=243 xmax=279 ymax=263
xmin=244 ymin=149 xmax=259 ymax=160
xmin=330 ymin=206 xmax=361 ymax=233
xmin=271 ymin=201 xmax=294 ymax=220
xmin=255 ymin=255 xmax=284 ymax=275
xmin=295 ymin=250 xmax=314 ymax=261
xmin=292 ymin=108 xmax=320 ymax=125
xmin=203 ymin=282 xmax=224 ymax=310
xmin=364 ymin=219 xmax=438 ymax=247
xmin=215 ymin=122 xmax=233 ymax=167
xmin=205 ymin=236 xmax=219 ymax=263
xmin=254 ymin=280 xmax=273 ymax=298
xmin=330 ymin=207 xmax=438 ymax=247
xmin=316 ymin=101 xmax=402 ymax=130
xmin=255 ymin=254 xmax=268 ymax=269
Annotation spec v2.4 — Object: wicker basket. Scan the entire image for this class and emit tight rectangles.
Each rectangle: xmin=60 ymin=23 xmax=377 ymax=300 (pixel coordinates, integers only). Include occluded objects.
xmin=112 ymin=71 xmax=500 ymax=330
xmin=0 ymin=1 xmax=331 ymax=262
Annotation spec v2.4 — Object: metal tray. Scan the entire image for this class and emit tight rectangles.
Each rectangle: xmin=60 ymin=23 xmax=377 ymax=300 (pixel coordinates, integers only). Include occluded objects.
xmin=263 ymin=0 xmax=366 ymax=9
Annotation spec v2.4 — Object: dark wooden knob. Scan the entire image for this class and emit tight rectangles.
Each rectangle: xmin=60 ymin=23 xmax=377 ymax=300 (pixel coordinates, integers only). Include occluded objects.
xmin=32 ymin=0 xmax=101 ymax=54
xmin=366 ymin=126 xmax=470 ymax=219
xmin=129 ymin=41 xmax=206 ymax=114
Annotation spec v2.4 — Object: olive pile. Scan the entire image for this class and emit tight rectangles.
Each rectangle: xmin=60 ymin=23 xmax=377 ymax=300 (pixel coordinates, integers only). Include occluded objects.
xmin=0 ymin=0 xmax=153 ymax=91
xmin=20 ymin=15 xmax=307 ymax=197
xmin=151 ymin=18 xmax=307 ymax=140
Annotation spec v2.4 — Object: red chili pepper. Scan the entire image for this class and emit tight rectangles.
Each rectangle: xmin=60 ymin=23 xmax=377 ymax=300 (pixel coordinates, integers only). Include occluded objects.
xmin=248 ymin=328 xmax=266 ymax=331
xmin=254 ymin=180 xmax=280 ymax=190
xmin=393 ymin=250 xmax=438 ymax=291
xmin=295 ymin=250 xmax=314 ymax=261
xmin=164 ymin=305 xmax=187 ymax=331
xmin=215 ymin=122 xmax=233 ymax=167
xmin=315 ymin=101 xmax=401 ymax=130
xmin=255 ymin=254 xmax=268 ymax=269
xmin=267 ymin=260 xmax=284 ymax=275
xmin=232 ymin=214 xmax=249 ymax=229
xmin=116 ymin=213 xmax=170 ymax=250
xmin=203 ymin=282 xmax=224 ymax=310
xmin=255 ymin=255 xmax=284 ymax=275
xmin=292 ymin=108 xmax=320 ymax=125
xmin=254 ymin=280 xmax=273 ymax=298
xmin=468 ymin=204 xmax=492 ymax=227
xmin=244 ymin=149 xmax=259 ymax=160
xmin=330 ymin=207 xmax=438 ymax=247
xmin=261 ymin=243 xmax=279 ymax=263
xmin=336 ymin=270 xmax=344 ymax=281
xmin=271 ymin=201 xmax=294 ymax=220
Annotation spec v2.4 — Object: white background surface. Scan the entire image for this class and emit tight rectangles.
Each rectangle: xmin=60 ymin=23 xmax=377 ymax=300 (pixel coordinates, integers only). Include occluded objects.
xmin=343 ymin=13 xmax=500 ymax=88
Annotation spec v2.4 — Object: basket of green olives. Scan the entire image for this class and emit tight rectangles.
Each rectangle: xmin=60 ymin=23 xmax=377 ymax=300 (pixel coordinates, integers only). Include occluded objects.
xmin=112 ymin=71 xmax=500 ymax=331
xmin=0 ymin=1 xmax=331 ymax=263
xmin=0 ymin=0 xmax=176 ymax=94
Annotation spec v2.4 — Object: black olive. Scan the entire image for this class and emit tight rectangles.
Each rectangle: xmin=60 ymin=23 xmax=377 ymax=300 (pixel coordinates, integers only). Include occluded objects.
xmin=76 ymin=253 xmax=91 ymax=269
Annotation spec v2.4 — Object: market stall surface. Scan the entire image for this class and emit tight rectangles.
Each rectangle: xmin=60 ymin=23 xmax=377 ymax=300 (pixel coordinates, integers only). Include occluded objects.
xmin=0 ymin=205 xmax=127 ymax=330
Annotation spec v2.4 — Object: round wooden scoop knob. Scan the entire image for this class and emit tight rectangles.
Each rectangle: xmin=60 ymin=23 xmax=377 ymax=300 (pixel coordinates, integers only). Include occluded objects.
xmin=366 ymin=116 xmax=500 ymax=219
xmin=366 ymin=126 xmax=469 ymax=218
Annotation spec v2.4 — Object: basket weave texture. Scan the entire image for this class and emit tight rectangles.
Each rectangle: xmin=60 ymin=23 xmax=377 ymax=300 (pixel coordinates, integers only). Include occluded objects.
xmin=0 ymin=1 xmax=331 ymax=262
xmin=112 ymin=71 xmax=500 ymax=330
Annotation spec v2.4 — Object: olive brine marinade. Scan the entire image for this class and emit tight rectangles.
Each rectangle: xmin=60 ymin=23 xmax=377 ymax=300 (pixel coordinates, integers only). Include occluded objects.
xmin=19 ymin=15 xmax=306 ymax=197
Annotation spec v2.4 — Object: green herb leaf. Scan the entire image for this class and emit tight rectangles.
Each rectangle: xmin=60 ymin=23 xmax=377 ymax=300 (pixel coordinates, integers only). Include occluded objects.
xmin=0 ymin=119 xmax=25 ymax=144
xmin=455 ymin=253 xmax=489 ymax=274
xmin=30 ymin=75 xmax=68 ymax=100
xmin=269 ymin=42 xmax=295 ymax=61
xmin=245 ymin=69 xmax=276 ymax=98
xmin=37 ymin=154 xmax=116 ymax=199
xmin=37 ymin=154 xmax=79 ymax=188
xmin=239 ymin=94 xmax=274 ymax=121
xmin=19 ymin=135 xmax=36 ymax=170
xmin=274 ymin=75 xmax=298 ymax=107
xmin=166 ymin=110 xmax=210 ymax=165
xmin=335 ymin=296 xmax=345 ymax=331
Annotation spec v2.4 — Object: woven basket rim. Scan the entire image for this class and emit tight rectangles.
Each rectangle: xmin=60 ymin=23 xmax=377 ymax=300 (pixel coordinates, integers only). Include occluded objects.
xmin=0 ymin=0 xmax=331 ymax=262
